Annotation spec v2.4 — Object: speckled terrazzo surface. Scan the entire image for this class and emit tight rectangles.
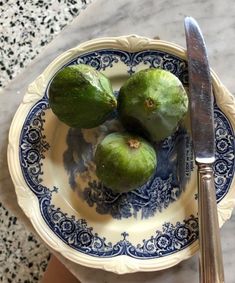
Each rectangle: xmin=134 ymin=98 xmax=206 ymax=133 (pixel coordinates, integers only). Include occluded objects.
xmin=2 ymin=0 xmax=235 ymax=282
xmin=0 ymin=203 xmax=50 ymax=283
xmin=0 ymin=1 xmax=91 ymax=282
xmin=0 ymin=0 xmax=90 ymax=89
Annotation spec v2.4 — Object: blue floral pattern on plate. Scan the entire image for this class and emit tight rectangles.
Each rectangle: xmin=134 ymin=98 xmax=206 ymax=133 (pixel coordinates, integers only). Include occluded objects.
xmin=19 ymin=49 xmax=235 ymax=258
xmin=64 ymin=126 xmax=194 ymax=220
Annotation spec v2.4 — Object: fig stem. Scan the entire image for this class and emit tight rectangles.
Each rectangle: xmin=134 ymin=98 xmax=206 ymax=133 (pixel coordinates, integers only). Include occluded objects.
xmin=127 ymin=139 xmax=140 ymax=149
xmin=145 ymin=98 xmax=155 ymax=108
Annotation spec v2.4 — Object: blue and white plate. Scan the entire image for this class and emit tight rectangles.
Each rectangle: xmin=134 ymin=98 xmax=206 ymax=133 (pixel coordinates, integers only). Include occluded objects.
xmin=8 ymin=35 xmax=235 ymax=274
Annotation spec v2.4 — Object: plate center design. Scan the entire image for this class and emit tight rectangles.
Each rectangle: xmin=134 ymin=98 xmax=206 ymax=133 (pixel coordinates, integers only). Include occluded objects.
xmin=63 ymin=125 xmax=194 ymax=220
xmin=19 ymin=49 xmax=235 ymax=258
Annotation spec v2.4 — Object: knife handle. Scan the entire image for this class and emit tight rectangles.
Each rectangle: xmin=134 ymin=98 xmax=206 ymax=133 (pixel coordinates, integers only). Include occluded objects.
xmin=198 ymin=163 xmax=225 ymax=283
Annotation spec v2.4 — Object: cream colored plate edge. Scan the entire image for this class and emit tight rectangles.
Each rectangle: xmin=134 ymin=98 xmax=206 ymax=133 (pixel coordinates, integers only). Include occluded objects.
xmin=7 ymin=35 xmax=235 ymax=274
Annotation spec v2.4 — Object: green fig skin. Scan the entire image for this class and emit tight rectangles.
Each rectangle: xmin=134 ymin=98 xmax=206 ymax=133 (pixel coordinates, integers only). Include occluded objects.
xmin=49 ymin=64 xmax=117 ymax=128
xmin=95 ymin=132 xmax=157 ymax=193
xmin=118 ymin=69 xmax=188 ymax=142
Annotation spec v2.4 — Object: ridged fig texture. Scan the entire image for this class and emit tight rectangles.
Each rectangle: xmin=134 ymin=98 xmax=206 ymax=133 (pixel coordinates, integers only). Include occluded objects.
xmin=49 ymin=64 xmax=117 ymax=128
xmin=118 ymin=68 xmax=188 ymax=142
xmin=95 ymin=132 xmax=157 ymax=193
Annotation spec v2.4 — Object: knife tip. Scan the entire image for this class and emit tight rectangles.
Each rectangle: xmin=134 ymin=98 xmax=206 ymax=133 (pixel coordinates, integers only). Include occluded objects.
xmin=184 ymin=17 xmax=202 ymax=36
xmin=184 ymin=16 xmax=197 ymax=25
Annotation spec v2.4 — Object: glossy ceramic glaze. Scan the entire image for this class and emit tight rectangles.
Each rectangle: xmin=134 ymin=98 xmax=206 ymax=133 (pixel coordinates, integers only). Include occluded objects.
xmin=8 ymin=35 xmax=235 ymax=274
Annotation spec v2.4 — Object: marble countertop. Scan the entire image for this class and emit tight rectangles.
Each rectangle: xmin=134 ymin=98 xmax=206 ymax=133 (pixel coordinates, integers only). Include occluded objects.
xmin=1 ymin=0 xmax=235 ymax=282
xmin=0 ymin=1 xmax=91 ymax=282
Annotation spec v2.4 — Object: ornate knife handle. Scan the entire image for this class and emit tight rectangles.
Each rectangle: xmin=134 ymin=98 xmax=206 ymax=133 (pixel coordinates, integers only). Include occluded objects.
xmin=198 ymin=163 xmax=225 ymax=283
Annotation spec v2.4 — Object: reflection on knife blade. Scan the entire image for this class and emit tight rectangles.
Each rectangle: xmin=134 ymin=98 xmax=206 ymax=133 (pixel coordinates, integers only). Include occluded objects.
xmin=184 ymin=17 xmax=215 ymax=164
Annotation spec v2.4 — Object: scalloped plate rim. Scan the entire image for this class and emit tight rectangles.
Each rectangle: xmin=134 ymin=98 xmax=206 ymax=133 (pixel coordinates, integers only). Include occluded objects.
xmin=7 ymin=35 xmax=235 ymax=274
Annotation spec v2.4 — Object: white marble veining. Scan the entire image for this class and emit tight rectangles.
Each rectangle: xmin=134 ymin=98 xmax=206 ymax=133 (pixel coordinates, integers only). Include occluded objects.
xmin=1 ymin=0 xmax=235 ymax=282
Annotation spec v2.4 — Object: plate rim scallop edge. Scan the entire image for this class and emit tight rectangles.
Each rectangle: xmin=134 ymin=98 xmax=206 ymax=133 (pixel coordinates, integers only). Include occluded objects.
xmin=7 ymin=34 xmax=235 ymax=274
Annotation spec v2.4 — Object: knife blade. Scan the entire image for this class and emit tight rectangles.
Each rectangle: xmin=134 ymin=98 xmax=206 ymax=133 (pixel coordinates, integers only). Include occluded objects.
xmin=184 ymin=17 xmax=225 ymax=283
xmin=184 ymin=17 xmax=215 ymax=164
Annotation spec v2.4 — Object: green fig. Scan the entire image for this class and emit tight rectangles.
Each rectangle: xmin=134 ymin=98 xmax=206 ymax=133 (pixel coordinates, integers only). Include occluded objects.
xmin=49 ymin=64 xmax=117 ymax=128
xmin=118 ymin=69 xmax=188 ymax=142
xmin=95 ymin=132 xmax=157 ymax=193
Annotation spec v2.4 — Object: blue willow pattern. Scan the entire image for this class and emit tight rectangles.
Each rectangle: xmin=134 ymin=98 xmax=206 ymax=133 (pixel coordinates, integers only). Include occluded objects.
xmin=19 ymin=49 xmax=234 ymax=258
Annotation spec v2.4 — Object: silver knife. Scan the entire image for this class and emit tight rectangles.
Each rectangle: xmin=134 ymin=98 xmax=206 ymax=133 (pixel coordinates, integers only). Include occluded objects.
xmin=184 ymin=17 xmax=225 ymax=283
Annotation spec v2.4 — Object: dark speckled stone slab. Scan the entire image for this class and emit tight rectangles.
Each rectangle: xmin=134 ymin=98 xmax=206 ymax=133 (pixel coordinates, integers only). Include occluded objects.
xmin=0 ymin=0 xmax=90 ymax=89
xmin=0 ymin=0 xmax=91 ymax=282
